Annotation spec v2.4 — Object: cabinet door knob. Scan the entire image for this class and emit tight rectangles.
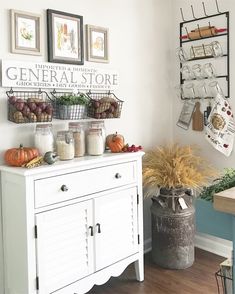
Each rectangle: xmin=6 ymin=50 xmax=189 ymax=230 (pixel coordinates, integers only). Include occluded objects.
xmin=115 ymin=173 xmax=122 ymax=179
xmin=89 ymin=226 xmax=94 ymax=236
xmin=96 ymin=223 xmax=101 ymax=233
xmin=61 ymin=185 xmax=68 ymax=192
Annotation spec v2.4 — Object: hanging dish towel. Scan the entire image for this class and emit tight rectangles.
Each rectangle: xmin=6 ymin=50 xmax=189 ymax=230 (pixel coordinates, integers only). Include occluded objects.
xmin=205 ymin=93 xmax=235 ymax=157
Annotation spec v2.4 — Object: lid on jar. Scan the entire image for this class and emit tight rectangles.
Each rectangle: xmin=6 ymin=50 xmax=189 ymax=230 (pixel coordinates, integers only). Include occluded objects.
xmin=69 ymin=122 xmax=83 ymax=130
xmin=90 ymin=120 xmax=105 ymax=128
xmin=36 ymin=123 xmax=52 ymax=129
xmin=88 ymin=128 xmax=102 ymax=134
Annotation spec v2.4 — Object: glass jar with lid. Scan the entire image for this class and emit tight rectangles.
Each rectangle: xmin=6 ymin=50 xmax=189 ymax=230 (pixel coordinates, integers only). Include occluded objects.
xmin=34 ymin=124 xmax=54 ymax=156
xmin=87 ymin=128 xmax=104 ymax=156
xmin=69 ymin=122 xmax=85 ymax=157
xmin=56 ymin=131 xmax=74 ymax=160
xmin=88 ymin=120 xmax=106 ymax=151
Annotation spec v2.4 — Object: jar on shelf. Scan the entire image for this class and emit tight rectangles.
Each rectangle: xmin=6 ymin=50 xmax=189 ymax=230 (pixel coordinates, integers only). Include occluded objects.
xmin=34 ymin=124 xmax=54 ymax=156
xmin=88 ymin=121 xmax=106 ymax=151
xmin=68 ymin=122 xmax=85 ymax=157
xmin=87 ymin=129 xmax=104 ymax=156
xmin=56 ymin=131 xmax=74 ymax=160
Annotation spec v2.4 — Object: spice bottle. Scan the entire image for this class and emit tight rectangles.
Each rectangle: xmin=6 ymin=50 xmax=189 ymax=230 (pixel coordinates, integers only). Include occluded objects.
xmin=34 ymin=124 xmax=54 ymax=156
xmin=56 ymin=131 xmax=74 ymax=160
xmin=87 ymin=128 xmax=104 ymax=155
xmin=68 ymin=122 xmax=85 ymax=157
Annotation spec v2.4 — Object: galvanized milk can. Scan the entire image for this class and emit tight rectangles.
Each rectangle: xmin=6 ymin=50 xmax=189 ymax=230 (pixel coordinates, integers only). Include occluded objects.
xmin=151 ymin=188 xmax=195 ymax=269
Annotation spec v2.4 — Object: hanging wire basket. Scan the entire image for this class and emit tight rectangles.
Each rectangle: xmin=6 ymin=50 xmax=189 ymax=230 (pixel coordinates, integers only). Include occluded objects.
xmin=86 ymin=91 xmax=123 ymax=119
xmin=6 ymin=89 xmax=53 ymax=124
xmin=50 ymin=90 xmax=89 ymax=120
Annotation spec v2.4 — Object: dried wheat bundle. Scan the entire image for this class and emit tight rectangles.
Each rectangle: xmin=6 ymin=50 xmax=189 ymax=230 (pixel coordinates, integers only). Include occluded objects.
xmin=143 ymin=143 xmax=217 ymax=197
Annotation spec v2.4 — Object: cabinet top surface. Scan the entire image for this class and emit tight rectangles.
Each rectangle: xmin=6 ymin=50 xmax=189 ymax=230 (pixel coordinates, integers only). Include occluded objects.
xmin=0 ymin=151 xmax=144 ymax=176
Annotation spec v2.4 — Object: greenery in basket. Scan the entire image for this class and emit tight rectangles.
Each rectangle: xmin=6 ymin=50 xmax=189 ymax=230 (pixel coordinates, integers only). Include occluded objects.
xmin=200 ymin=168 xmax=235 ymax=202
xmin=58 ymin=93 xmax=89 ymax=106
xmin=142 ymin=143 xmax=217 ymax=198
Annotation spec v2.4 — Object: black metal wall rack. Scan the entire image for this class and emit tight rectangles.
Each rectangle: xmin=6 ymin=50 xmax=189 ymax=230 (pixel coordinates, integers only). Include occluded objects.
xmin=179 ymin=1 xmax=230 ymax=100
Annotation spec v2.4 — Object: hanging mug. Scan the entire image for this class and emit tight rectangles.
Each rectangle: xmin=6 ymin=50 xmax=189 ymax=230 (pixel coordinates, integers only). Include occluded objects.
xmin=208 ymin=81 xmax=224 ymax=98
xmin=196 ymin=82 xmax=208 ymax=98
xmin=183 ymin=83 xmax=196 ymax=99
xmin=203 ymin=63 xmax=216 ymax=79
xmin=211 ymin=41 xmax=223 ymax=58
xmin=181 ymin=65 xmax=193 ymax=80
xmin=176 ymin=47 xmax=188 ymax=63
xmin=192 ymin=64 xmax=203 ymax=80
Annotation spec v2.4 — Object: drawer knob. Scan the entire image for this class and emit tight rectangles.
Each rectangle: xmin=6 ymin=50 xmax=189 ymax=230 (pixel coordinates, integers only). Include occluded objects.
xmin=115 ymin=173 xmax=122 ymax=179
xmin=61 ymin=185 xmax=68 ymax=192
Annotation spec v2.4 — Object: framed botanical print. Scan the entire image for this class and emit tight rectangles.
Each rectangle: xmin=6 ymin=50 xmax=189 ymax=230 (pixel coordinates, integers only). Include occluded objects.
xmin=10 ymin=9 xmax=42 ymax=55
xmin=47 ymin=9 xmax=84 ymax=65
xmin=86 ymin=25 xmax=109 ymax=63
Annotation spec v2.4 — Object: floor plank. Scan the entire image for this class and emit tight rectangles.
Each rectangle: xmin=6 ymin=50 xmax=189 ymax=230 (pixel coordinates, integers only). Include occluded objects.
xmin=87 ymin=248 xmax=225 ymax=294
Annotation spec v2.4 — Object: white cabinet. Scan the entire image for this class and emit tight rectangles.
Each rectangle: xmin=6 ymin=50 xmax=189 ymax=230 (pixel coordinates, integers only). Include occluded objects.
xmin=0 ymin=152 xmax=144 ymax=294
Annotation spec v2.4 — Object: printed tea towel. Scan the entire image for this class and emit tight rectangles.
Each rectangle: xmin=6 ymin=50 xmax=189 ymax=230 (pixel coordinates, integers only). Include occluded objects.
xmin=205 ymin=93 xmax=235 ymax=156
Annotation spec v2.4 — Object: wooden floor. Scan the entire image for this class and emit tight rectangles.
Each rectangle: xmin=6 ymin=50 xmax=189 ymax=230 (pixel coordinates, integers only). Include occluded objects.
xmin=87 ymin=248 xmax=225 ymax=294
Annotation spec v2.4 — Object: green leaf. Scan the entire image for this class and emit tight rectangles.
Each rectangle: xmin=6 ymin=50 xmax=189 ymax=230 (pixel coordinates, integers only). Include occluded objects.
xmin=200 ymin=168 xmax=235 ymax=202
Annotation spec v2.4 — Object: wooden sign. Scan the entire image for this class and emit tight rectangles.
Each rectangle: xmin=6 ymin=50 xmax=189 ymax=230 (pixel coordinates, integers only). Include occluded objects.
xmin=1 ymin=60 xmax=119 ymax=90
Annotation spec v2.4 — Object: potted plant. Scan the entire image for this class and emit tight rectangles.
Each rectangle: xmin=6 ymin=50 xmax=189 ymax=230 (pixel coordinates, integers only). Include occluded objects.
xmin=143 ymin=143 xmax=216 ymax=269
xmin=57 ymin=93 xmax=89 ymax=120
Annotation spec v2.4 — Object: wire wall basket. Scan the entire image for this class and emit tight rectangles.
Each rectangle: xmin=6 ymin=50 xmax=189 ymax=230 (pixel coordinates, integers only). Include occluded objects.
xmin=6 ymin=89 xmax=53 ymax=124
xmin=50 ymin=91 xmax=89 ymax=120
xmin=86 ymin=91 xmax=123 ymax=119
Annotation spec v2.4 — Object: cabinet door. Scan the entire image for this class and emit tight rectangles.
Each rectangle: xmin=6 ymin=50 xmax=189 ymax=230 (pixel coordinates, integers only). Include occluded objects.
xmin=95 ymin=187 xmax=138 ymax=270
xmin=35 ymin=200 xmax=94 ymax=294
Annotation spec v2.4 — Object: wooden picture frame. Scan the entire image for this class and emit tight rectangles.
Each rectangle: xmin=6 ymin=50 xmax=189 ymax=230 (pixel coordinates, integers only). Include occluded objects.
xmin=86 ymin=25 xmax=109 ymax=63
xmin=10 ymin=9 xmax=42 ymax=55
xmin=47 ymin=9 xmax=84 ymax=65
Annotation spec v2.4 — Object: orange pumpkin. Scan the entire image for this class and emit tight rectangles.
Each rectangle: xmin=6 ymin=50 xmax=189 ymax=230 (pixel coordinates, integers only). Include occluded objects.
xmin=107 ymin=132 xmax=125 ymax=153
xmin=4 ymin=144 xmax=39 ymax=167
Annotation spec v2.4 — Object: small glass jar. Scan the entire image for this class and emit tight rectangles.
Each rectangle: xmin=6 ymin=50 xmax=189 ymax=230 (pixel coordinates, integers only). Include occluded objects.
xmin=87 ymin=129 xmax=104 ymax=156
xmin=89 ymin=121 xmax=106 ymax=151
xmin=69 ymin=122 xmax=85 ymax=157
xmin=34 ymin=124 xmax=54 ymax=156
xmin=56 ymin=131 xmax=74 ymax=160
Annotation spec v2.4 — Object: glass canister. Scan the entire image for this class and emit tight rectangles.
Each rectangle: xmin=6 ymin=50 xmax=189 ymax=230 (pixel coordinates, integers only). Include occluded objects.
xmin=56 ymin=131 xmax=75 ymax=160
xmin=34 ymin=124 xmax=54 ymax=156
xmin=69 ymin=122 xmax=85 ymax=157
xmin=87 ymin=128 xmax=104 ymax=155
xmin=89 ymin=120 xmax=106 ymax=151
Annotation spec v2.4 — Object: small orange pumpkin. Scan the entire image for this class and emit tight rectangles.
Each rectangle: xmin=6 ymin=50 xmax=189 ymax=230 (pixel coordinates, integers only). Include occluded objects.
xmin=107 ymin=132 xmax=125 ymax=153
xmin=4 ymin=144 xmax=39 ymax=167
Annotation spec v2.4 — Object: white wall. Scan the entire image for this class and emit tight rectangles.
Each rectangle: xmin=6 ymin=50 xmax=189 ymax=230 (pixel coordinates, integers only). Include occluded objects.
xmin=0 ymin=0 xmax=173 ymax=291
xmin=172 ymin=0 xmax=235 ymax=168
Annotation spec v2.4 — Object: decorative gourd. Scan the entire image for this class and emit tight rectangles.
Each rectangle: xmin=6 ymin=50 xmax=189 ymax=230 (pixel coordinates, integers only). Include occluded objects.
xmin=4 ymin=144 xmax=39 ymax=167
xmin=44 ymin=151 xmax=58 ymax=165
xmin=106 ymin=132 xmax=125 ymax=153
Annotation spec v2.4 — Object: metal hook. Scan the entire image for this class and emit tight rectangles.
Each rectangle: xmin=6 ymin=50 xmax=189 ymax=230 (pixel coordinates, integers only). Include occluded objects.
xmin=191 ymin=5 xmax=197 ymax=19
xmin=185 ymin=26 xmax=190 ymax=40
xmin=180 ymin=8 xmax=186 ymax=22
xmin=197 ymin=24 xmax=203 ymax=38
xmin=202 ymin=2 xmax=208 ymax=17
xmin=215 ymin=0 xmax=222 ymax=14
xmin=208 ymin=21 xmax=215 ymax=36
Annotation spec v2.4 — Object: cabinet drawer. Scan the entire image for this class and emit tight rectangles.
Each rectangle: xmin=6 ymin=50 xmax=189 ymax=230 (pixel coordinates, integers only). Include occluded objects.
xmin=34 ymin=161 xmax=136 ymax=208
